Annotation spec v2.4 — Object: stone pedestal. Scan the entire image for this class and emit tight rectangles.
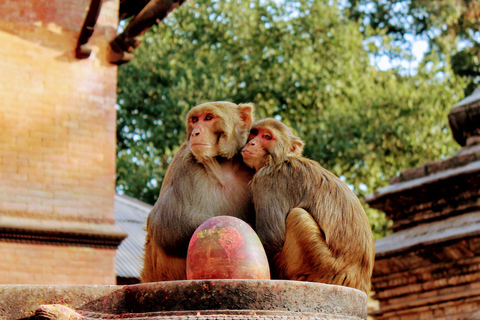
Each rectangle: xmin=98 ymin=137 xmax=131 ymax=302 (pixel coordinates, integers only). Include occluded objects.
xmin=366 ymin=88 xmax=480 ymax=319
xmin=0 ymin=280 xmax=367 ymax=319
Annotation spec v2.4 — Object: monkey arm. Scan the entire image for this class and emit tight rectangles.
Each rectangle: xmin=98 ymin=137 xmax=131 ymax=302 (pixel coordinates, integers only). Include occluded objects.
xmin=252 ymin=167 xmax=299 ymax=256
xmin=147 ymin=145 xmax=212 ymax=257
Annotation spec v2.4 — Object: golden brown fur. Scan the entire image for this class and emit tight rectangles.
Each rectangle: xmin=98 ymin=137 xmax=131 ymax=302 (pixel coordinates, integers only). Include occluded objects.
xmin=142 ymin=101 xmax=255 ymax=282
xmin=242 ymin=118 xmax=375 ymax=293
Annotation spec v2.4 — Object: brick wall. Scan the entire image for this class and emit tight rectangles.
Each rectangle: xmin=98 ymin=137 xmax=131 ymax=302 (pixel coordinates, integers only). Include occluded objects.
xmin=0 ymin=0 xmax=122 ymax=284
xmin=0 ymin=242 xmax=116 ymax=285
xmin=372 ymin=241 xmax=480 ymax=320
xmin=374 ymin=298 xmax=480 ymax=320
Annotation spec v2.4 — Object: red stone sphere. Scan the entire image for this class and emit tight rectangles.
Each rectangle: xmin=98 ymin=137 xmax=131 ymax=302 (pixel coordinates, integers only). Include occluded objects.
xmin=186 ymin=216 xmax=270 ymax=280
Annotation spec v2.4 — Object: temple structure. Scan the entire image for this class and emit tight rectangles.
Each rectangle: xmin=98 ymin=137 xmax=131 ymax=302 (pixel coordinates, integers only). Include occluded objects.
xmin=366 ymin=88 xmax=480 ymax=319
xmin=0 ymin=0 xmax=125 ymax=284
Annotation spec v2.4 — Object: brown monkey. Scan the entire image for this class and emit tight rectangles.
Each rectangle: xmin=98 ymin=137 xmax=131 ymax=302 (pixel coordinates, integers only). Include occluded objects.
xmin=142 ymin=101 xmax=255 ymax=282
xmin=241 ymin=118 xmax=374 ymax=293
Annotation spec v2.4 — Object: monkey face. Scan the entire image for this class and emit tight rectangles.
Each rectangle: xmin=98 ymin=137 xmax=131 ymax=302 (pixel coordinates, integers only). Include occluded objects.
xmin=185 ymin=102 xmax=254 ymax=162
xmin=187 ymin=111 xmax=221 ymax=160
xmin=242 ymin=127 xmax=274 ymax=171
xmin=242 ymin=118 xmax=305 ymax=170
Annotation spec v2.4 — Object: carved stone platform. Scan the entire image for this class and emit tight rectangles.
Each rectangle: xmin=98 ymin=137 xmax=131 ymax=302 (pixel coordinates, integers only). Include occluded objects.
xmin=0 ymin=280 xmax=367 ymax=319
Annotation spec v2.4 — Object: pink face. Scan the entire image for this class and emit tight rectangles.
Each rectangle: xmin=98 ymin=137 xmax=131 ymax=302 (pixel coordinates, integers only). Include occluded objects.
xmin=188 ymin=111 xmax=220 ymax=159
xmin=242 ymin=127 xmax=275 ymax=171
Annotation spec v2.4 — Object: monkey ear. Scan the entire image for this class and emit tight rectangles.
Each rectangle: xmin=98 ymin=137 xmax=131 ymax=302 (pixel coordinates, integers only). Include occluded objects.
xmin=238 ymin=103 xmax=254 ymax=129
xmin=289 ymin=138 xmax=304 ymax=157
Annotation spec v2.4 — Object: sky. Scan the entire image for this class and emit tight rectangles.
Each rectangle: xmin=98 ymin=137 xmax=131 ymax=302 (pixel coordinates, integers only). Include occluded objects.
xmin=372 ymin=36 xmax=429 ymax=73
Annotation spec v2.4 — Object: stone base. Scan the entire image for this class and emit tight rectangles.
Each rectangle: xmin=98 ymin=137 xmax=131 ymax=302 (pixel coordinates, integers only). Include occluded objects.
xmin=0 ymin=280 xmax=367 ymax=320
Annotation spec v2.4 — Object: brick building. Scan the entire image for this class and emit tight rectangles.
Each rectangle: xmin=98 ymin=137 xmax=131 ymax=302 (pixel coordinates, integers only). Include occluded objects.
xmin=366 ymin=88 xmax=480 ymax=319
xmin=0 ymin=0 xmax=126 ymax=285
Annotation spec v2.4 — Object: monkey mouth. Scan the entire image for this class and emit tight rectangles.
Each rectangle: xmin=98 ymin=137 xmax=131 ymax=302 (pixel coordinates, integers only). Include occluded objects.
xmin=191 ymin=143 xmax=210 ymax=147
xmin=241 ymin=149 xmax=253 ymax=157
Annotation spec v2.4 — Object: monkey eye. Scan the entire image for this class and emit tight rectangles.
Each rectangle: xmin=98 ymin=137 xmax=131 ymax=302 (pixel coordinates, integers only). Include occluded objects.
xmin=205 ymin=113 xmax=214 ymax=121
xmin=250 ymin=128 xmax=258 ymax=136
xmin=264 ymin=134 xmax=272 ymax=140
xmin=191 ymin=116 xmax=198 ymax=123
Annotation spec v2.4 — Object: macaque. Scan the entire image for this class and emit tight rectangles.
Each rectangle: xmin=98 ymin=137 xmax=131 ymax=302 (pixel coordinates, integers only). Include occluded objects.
xmin=241 ymin=118 xmax=374 ymax=293
xmin=142 ymin=101 xmax=255 ymax=282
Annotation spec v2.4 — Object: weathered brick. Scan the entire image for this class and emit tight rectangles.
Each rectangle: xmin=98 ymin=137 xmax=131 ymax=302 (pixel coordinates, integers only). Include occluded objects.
xmin=418 ymin=310 xmax=434 ymax=320
xmin=433 ymin=308 xmax=444 ymax=317
xmin=444 ymin=305 xmax=458 ymax=316
xmin=457 ymin=302 xmax=478 ymax=314
xmin=0 ymin=0 xmax=120 ymax=285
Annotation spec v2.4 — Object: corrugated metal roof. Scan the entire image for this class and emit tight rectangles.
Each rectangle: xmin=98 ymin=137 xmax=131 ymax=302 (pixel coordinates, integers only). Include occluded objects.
xmin=114 ymin=194 xmax=152 ymax=279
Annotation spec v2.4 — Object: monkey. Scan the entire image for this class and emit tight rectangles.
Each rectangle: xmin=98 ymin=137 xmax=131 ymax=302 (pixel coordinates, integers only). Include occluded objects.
xmin=241 ymin=118 xmax=375 ymax=294
xmin=142 ymin=101 xmax=255 ymax=282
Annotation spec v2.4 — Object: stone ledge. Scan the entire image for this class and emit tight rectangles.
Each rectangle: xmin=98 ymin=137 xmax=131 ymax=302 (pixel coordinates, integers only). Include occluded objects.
xmin=372 ymin=157 xmax=480 ymax=198
xmin=0 ymin=280 xmax=367 ymax=320
xmin=0 ymin=216 xmax=127 ymax=248
xmin=365 ymin=160 xmax=480 ymax=230
xmin=374 ymin=211 xmax=480 ymax=258
xmin=388 ymin=144 xmax=480 ymax=185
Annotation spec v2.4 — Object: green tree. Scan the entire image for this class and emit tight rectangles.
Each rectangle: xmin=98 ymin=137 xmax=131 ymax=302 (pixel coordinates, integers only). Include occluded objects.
xmin=345 ymin=0 xmax=479 ymax=95
xmin=116 ymin=0 xmax=466 ymax=238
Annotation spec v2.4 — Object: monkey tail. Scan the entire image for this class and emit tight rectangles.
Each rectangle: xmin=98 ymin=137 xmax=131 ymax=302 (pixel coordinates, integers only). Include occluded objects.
xmin=273 ymin=207 xmax=370 ymax=293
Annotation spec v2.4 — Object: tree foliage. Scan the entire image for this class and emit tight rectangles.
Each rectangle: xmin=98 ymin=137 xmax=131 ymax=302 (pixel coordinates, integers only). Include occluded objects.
xmin=345 ymin=0 xmax=479 ymax=95
xmin=116 ymin=0 xmax=466 ymax=238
